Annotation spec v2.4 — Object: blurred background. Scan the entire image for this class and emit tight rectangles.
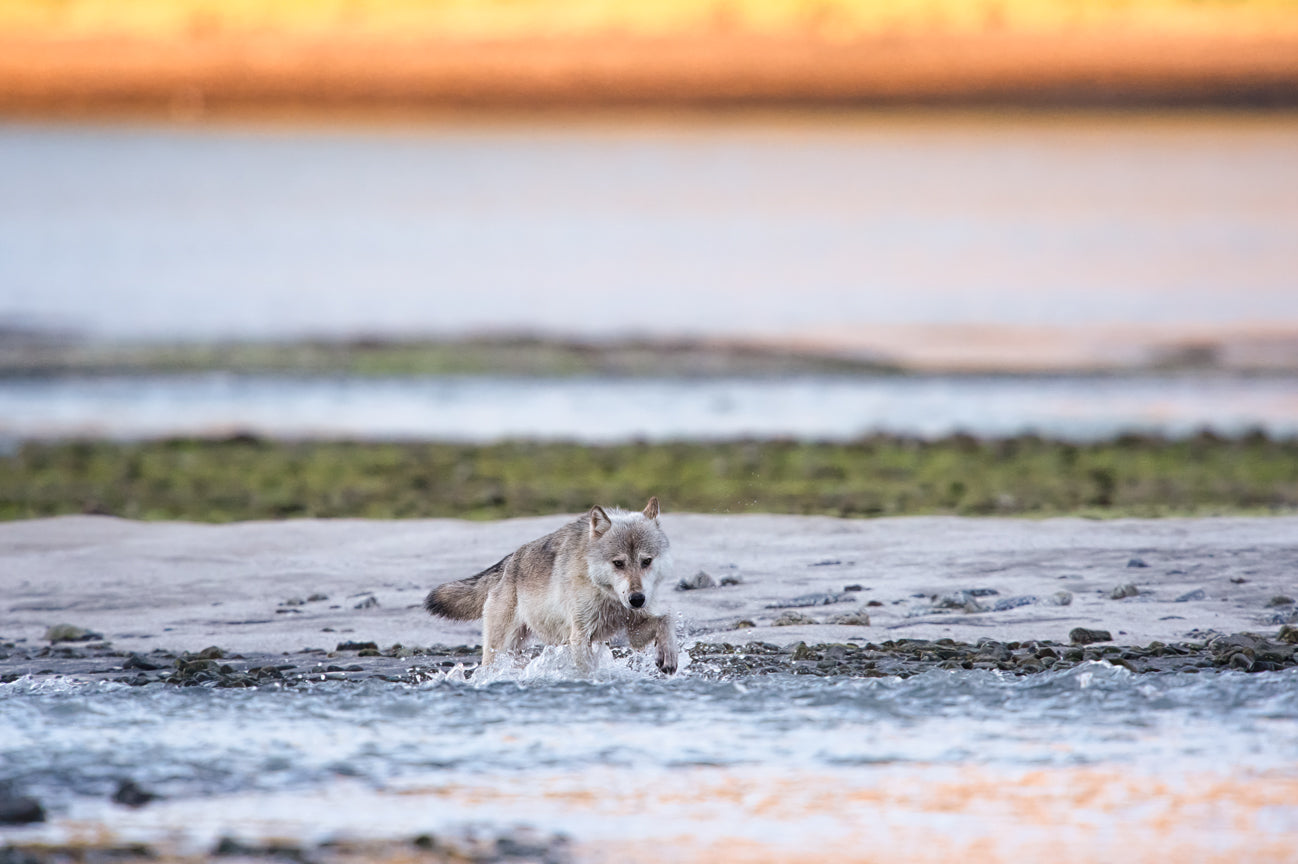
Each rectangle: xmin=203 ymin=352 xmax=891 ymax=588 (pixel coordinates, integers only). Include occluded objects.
xmin=1 ymin=0 xmax=1297 ymax=520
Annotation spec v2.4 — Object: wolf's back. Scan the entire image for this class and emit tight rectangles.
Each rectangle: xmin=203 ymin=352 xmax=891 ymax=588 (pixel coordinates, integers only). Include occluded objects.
xmin=424 ymin=556 xmax=507 ymax=620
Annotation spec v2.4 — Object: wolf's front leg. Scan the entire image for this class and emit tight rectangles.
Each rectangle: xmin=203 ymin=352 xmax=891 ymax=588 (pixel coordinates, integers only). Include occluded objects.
xmin=629 ymin=613 xmax=677 ymax=675
xmin=568 ymin=624 xmax=597 ymax=676
xmin=654 ymin=614 xmax=678 ymax=675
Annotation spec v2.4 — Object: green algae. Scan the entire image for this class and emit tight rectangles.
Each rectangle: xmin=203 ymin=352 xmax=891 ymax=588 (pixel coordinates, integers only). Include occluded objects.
xmin=3 ymin=432 xmax=1295 ymax=522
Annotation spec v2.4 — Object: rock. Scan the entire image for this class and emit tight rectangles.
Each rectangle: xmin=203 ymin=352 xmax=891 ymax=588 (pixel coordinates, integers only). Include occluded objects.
xmin=112 ymin=779 xmax=156 ymax=808
xmin=967 ymin=588 xmax=1000 ymax=597
xmin=1110 ymin=584 xmax=1140 ymax=600
xmin=123 ymin=654 xmax=163 ymax=671
xmin=1070 ymin=628 xmax=1113 ymax=645
xmin=772 ymin=611 xmax=818 ymax=626
xmin=1127 ymin=557 xmax=1149 ymax=568
xmin=719 ymin=576 xmax=742 ymax=587
xmin=936 ymin=592 xmax=989 ymax=613
xmin=810 ymin=560 xmax=842 ymax=567
xmin=732 ymin=619 xmax=756 ymax=629
xmin=1175 ymin=589 xmax=1206 ymax=603
xmin=1278 ymin=625 xmax=1298 ymax=644
xmin=790 ymin=642 xmax=816 ymax=660
xmin=280 ymin=597 xmax=306 ymax=607
xmin=0 ymin=788 xmax=44 ymax=825
xmin=766 ymin=593 xmax=856 ymax=609
xmin=353 ymin=596 xmax=380 ymax=610
xmin=1049 ymin=591 xmax=1074 ymax=606
xmin=992 ymin=596 xmax=1037 ymax=612
xmin=827 ymin=611 xmax=871 ymax=626
xmin=336 ymin=641 xmax=379 ymax=652
xmin=1267 ymin=595 xmax=1295 ymax=607
xmin=43 ymin=624 xmax=102 ymax=643
xmin=676 ymin=571 xmax=717 ymax=591
xmin=843 ymin=584 xmax=863 ymax=592
xmin=307 ymin=593 xmax=329 ymax=602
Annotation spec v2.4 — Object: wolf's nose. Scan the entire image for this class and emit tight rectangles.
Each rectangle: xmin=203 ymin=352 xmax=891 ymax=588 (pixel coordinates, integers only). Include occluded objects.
xmin=629 ymin=592 xmax=646 ymax=608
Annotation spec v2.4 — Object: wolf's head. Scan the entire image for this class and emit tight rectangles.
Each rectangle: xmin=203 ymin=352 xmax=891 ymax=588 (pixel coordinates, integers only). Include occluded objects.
xmin=585 ymin=497 xmax=673 ymax=612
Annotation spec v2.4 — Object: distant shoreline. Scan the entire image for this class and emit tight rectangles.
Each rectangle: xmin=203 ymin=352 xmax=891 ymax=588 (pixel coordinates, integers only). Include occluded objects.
xmin=3 ymin=31 xmax=1298 ymax=119
xmin=4 ymin=332 xmax=1298 ymax=377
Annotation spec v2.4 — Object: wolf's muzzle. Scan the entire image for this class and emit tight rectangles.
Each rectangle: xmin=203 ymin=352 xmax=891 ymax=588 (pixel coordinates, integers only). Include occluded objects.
xmin=628 ymin=592 xmax=646 ymax=608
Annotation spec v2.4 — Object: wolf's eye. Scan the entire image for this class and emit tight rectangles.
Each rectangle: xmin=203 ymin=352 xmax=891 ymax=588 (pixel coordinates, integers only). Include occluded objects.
xmin=613 ymin=559 xmax=626 ymax=569
xmin=641 ymin=558 xmax=653 ymax=568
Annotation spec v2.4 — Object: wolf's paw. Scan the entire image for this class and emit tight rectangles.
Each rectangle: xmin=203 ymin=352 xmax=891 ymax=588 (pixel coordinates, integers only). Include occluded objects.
xmin=656 ymin=651 xmax=678 ymax=675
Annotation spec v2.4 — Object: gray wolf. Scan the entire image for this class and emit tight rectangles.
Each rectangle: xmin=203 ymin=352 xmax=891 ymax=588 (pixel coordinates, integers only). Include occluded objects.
xmin=425 ymin=497 xmax=678 ymax=675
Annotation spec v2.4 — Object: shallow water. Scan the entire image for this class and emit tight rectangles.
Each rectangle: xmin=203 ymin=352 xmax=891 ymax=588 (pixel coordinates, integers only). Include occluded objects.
xmin=3 ymin=372 xmax=1296 ymax=442
xmin=4 ymin=656 xmax=1297 ymax=852
xmin=2 ymin=117 xmax=1297 ymax=346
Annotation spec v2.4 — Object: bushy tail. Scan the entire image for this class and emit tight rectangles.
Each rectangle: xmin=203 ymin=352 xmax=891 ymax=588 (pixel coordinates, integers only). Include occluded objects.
xmin=424 ymin=556 xmax=507 ymax=621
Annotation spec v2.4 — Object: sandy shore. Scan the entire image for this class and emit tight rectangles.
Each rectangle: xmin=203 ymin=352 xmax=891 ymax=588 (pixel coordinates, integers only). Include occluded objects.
xmin=2 ymin=513 xmax=1295 ymax=656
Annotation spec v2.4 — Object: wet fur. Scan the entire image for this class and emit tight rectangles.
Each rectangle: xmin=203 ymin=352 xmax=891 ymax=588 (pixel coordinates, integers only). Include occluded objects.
xmin=425 ymin=497 xmax=678 ymax=674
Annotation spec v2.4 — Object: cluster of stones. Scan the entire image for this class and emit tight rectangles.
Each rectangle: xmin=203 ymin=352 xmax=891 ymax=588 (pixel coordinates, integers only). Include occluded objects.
xmin=688 ymin=628 xmax=1298 ymax=678
xmin=0 ymin=828 xmax=571 ymax=863
xmin=0 ymin=641 xmax=480 ymax=688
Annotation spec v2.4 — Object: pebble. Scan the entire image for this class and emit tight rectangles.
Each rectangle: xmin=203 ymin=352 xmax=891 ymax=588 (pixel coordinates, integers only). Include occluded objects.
xmin=827 ymin=611 xmax=871 ymax=626
xmin=1268 ymin=595 xmax=1295 ymax=607
xmin=1069 ymin=628 xmax=1113 ymax=645
xmin=353 ymin=596 xmax=380 ymax=609
xmin=1110 ymin=584 xmax=1140 ymax=600
xmin=1127 ymin=557 xmax=1149 ymax=568
xmin=936 ymin=592 xmax=989 ymax=613
xmin=771 ymin=611 xmax=818 ymax=626
xmin=992 ymin=596 xmax=1037 ymax=612
xmin=42 ymin=624 xmax=102 ymax=643
xmin=767 ymin=593 xmax=856 ymax=609
xmin=0 ymin=788 xmax=45 ymax=824
xmin=1175 ymin=589 xmax=1207 ymax=602
xmin=676 ymin=571 xmax=717 ymax=591
xmin=123 ymin=654 xmax=163 ymax=671
xmin=111 ymin=780 xmax=156 ymax=808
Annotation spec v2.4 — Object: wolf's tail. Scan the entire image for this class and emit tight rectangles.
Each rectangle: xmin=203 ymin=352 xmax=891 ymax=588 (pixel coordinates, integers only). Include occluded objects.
xmin=424 ymin=556 xmax=508 ymax=620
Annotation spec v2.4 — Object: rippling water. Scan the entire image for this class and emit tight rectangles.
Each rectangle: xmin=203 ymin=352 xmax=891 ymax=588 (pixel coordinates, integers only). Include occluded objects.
xmin=4 ymin=659 xmax=1297 ymax=839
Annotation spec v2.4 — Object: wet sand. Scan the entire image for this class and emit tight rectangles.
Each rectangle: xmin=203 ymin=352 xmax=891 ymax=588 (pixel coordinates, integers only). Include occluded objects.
xmin=2 ymin=513 xmax=1295 ymax=655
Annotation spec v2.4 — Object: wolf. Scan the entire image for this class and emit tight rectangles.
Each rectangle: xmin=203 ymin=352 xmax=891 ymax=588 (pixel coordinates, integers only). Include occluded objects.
xmin=425 ymin=497 xmax=678 ymax=675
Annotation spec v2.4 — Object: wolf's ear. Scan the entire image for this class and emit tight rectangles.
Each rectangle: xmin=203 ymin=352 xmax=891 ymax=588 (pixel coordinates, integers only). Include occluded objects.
xmin=589 ymin=505 xmax=613 ymax=538
xmin=643 ymin=496 xmax=660 ymax=521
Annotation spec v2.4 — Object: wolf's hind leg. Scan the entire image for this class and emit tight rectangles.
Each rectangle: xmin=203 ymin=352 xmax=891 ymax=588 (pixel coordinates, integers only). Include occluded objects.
xmin=503 ymin=624 xmax=532 ymax=666
xmin=481 ymin=585 xmax=518 ymax=670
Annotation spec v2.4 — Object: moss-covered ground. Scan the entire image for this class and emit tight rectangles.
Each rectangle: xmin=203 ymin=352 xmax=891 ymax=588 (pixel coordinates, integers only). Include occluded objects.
xmin=3 ymin=433 xmax=1294 ymax=522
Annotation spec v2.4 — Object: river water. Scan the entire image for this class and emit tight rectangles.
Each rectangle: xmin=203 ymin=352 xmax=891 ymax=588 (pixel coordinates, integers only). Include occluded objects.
xmin=2 ymin=116 xmax=1297 ymax=348
xmin=3 ymin=657 xmax=1297 ymax=860
xmin=1 ymin=371 xmax=1295 ymax=443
